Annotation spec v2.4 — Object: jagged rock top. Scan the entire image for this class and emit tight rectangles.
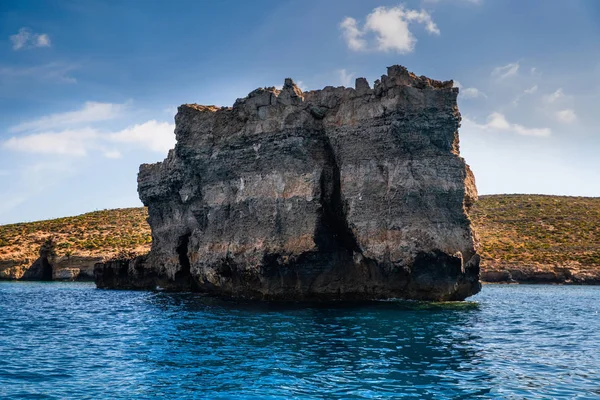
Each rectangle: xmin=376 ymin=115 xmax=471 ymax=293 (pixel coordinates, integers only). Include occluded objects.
xmin=172 ymin=65 xmax=459 ymax=141
xmin=179 ymin=65 xmax=456 ymax=114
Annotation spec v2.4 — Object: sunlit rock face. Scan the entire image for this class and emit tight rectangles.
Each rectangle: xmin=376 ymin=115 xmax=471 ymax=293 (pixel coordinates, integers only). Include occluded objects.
xmin=96 ymin=65 xmax=481 ymax=301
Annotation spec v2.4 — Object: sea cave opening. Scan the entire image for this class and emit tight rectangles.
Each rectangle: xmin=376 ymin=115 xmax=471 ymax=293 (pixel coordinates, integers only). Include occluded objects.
xmin=41 ymin=257 xmax=53 ymax=281
xmin=175 ymin=233 xmax=198 ymax=291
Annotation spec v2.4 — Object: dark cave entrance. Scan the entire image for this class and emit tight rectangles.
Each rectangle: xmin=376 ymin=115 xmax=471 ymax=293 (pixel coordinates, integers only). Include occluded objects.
xmin=41 ymin=257 xmax=53 ymax=281
xmin=315 ymin=135 xmax=361 ymax=254
xmin=175 ymin=233 xmax=199 ymax=291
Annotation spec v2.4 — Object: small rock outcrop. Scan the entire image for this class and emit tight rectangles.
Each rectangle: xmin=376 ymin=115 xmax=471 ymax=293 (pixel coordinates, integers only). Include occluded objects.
xmin=21 ymin=238 xmax=55 ymax=281
xmin=95 ymin=65 xmax=481 ymax=301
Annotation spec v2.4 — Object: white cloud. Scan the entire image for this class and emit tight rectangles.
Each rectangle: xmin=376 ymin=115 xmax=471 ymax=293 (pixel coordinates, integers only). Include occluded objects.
xmin=543 ymin=88 xmax=564 ymax=103
xmin=340 ymin=17 xmax=366 ymax=51
xmin=107 ymin=120 xmax=175 ymax=153
xmin=486 ymin=113 xmax=511 ymax=130
xmin=36 ymin=34 xmax=51 ymax=47
xmin=492 ymin=62 xmax=519 ymax=79
xmin=464 ymin=112 xmax=551 ymax=137
xmin=10 ymin=27 xmax=51 ymax=50
xmin=10 ymin=101 xmax=129 ymax=133
xmin=454 ymin=80 xmax=486 ymax=99
xmin=0 ymin=62 xmax=78 ymax=84
xmin=340 ymin=6 xmax=439 ymax=54
xmin=556 ymin=109 xmax=577 ymax=123
xmin=461 ymin=87 xmax=486 ymax=99
xmin=295 ymin=80 xmax=307 ymax=91
xmin=4 ymin=115 xmax=175 ymax=157
xmin=338 ymin=69 xmax=354 ymax=86
xmin=103 ymin=150 xmax=122 ymax=159
xmin=3 ymin=128 xmax=98 ymax=156
xmin=512 ymin=85 xmax=538 ymax=106
xmin=424 ymin=0 xmax=480 ymax=3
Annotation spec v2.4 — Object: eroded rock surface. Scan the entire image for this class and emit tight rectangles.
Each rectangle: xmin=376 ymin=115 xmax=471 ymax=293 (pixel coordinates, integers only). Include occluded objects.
xmin=21 ymin=239 xmax=55 ymax=281
xmin=95 ymin=65 xmax=481 ymax=301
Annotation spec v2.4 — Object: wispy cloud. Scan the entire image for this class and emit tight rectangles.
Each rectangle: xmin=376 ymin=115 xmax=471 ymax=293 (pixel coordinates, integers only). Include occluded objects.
xmin=556 ymin=109 xmax=577 ymax=123
xmin=4 ymin=101 xmax=174 ymax=157
xmin=512 ymin=85 xmax=538 ymax=106
xmin=340 ymin=5 xmax=439 ymax=54
xmin=107 ymin=120 xmax=176 ymax=153
xmin=3 ymin=121 xmax=175 ymax=157
xmin=461 ymin=87 xmax=486 ymax=98
xmin=340 ymin=18 xmax=366 ymax=51
xmin=338 ymin=69 xmax=354 ymax=86
xmin=10 ymin=27 xmax=51 ymax=50
xmin=423 ymin=0 xmax=481 ymax=3
xmin=4 ymin=128 xmax=97 ymax=156
xmin=9 ymin=101 xmax=129 ymax=133
xmin=543 ymin=88 xmax=564 ymax=103
xmin=295 ymin=80 xmax=308 ymax=91
xmin=492 ymin=62 xmax=519 ymax=79
xmin=454 ymin=81 xmax=486 ymax=99
xmin=464 ymin=112 xmax=551 ymax=137
xmin=0 ymin=62 xmax=78 ymax=84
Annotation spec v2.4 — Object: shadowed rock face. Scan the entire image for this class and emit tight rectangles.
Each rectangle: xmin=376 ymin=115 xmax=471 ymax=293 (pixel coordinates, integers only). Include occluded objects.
xmin=21 ymin=239 xmax=55 ymax=281
xmin=96 ymin=65 xmax=481 ymax=301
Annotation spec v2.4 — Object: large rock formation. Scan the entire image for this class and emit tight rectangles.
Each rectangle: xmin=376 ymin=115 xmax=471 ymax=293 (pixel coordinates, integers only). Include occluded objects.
xmin=95 ymin=65 xmax=481 ymax=301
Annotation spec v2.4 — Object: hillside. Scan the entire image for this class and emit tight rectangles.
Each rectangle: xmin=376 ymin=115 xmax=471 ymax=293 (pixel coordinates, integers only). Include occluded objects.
xmin=1 ymin=195 xmax=599 ymax=283
xmin=0 ymin=208 xmax=151 ymax=280
xmin=470 ymin=195 xmax=600 ymax=283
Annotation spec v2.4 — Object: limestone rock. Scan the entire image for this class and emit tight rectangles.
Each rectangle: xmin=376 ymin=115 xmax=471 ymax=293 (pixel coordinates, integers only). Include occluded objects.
xmin=95 ymin=65 xmax=481 ymax=301
xmin=21 ymin=239 xmax=55 ymax=281
xmin=0 ymin=260 xmax=28 ymax=280
xmin=54 ymin=268 xmax=81 ymax=280
xmin=53 ymin=256 xmax=101 ymax=281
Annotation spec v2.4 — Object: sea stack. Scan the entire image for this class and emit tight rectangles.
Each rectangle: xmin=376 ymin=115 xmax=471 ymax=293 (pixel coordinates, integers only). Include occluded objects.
xmin=95 ymin=65 xmax=481 ymax=301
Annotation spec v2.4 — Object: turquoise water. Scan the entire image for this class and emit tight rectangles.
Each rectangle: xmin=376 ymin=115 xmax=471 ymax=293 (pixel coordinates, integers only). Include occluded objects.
xmin=0 ymin=282 xmax=598 ymax=399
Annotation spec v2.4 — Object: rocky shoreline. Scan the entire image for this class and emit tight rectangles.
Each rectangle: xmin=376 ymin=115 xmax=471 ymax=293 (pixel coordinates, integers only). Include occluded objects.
xmin=0 ymin=254 xmax=98 ymax=282
xmin=481 ymin=264 xmax=600 ymax=285
xmin=5 ymin=260 xmax=598 ymax=285
xmin=4 ymin=250 xmax=598 ymax=285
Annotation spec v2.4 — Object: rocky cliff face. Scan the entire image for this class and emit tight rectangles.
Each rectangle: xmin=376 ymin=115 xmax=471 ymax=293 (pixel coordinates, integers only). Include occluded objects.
xmin=96 ymin=65 xmax=480 ymax=301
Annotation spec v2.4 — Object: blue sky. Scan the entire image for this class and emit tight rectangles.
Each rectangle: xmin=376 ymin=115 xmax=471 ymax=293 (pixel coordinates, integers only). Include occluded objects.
xmin=1 ymin=0 xmax=599 ymax=224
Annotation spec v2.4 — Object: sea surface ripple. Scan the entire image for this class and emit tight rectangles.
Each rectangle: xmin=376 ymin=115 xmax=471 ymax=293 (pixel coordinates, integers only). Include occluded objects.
xmin=0 ymin=282 xmax=598 ymax=399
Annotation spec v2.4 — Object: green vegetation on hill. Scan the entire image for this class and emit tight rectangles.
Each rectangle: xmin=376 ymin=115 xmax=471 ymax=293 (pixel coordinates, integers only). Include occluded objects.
xmin=0 ymin=208 xmax=151 ymax=263
xmin=470 ymin=195 xmax=600 ymax=269
xmin=1 ymin=195 xmax=599 ymax=277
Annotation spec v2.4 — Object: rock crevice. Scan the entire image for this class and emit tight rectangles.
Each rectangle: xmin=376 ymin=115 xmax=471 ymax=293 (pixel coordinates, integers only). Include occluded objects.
xmin=95 ymin=65 xmax=481 ymax=301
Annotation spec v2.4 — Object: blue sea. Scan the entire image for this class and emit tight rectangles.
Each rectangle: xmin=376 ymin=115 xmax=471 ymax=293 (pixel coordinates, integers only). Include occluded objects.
xmin=0 ymin=282 xmax=598 ymax=399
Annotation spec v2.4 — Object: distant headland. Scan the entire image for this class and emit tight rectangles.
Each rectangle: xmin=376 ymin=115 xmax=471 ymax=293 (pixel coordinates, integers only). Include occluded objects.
xmin=1 ymin=195 xmax=598 ymax=285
